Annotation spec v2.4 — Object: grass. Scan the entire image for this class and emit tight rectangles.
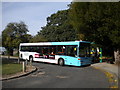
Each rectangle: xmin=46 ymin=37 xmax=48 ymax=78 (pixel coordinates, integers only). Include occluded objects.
xmin=1 ymin=58 xmax=22 ymax=76
xmin=2 ymin=64 xmax=22 ymax=75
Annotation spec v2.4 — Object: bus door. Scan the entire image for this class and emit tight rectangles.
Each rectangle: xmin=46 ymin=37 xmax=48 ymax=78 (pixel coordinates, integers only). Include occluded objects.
xmin=79 ymin=42 xmax=92 ymax=64
xmin=64 ymin=45 xmax=79 ymax=66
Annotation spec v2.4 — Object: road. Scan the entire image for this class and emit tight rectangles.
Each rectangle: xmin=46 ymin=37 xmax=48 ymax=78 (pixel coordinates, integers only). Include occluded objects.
xmin=2 ymin=61 xmax=110 ymax=88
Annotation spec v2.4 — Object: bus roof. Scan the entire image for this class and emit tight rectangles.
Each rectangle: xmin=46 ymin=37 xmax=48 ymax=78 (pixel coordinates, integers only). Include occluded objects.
xmin=20 ymin=41 xmax=90 ymax=46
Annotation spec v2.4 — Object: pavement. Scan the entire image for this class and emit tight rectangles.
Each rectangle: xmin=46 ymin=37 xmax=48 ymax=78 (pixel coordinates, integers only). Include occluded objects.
xmin=91 ymin=62 xmax=119 ymax=88
xmin=92 ymin=62 xmax=119 ymax=77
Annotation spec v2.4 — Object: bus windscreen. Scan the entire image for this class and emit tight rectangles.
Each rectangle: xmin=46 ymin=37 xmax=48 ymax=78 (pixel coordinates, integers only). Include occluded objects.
xmin=79 ymin=43 xmax=90 ymax=57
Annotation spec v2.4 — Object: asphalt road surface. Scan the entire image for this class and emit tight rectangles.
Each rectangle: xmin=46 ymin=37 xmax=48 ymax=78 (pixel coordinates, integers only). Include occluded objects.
xmin=2 ymin=61 xmax=110 ymax=88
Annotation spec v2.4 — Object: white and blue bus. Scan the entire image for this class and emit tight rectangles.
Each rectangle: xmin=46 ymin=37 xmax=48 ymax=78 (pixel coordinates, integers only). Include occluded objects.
xmin=19 ymin=41 xmax=92 ymax=66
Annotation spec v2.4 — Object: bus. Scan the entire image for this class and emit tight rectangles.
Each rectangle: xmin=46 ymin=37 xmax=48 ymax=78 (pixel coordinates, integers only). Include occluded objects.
xmin=19 ymin=41 xmax=92 ymax=66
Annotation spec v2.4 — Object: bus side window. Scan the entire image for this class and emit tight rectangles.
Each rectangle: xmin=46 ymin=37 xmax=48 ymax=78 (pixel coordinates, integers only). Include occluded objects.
xmin=56 ymin=46 xmax=66 ymax=55
xmin=25 ymin=47 xmax=29 ymax=51
xmin=22 ymin=46 xmax=27 ymax=51
xmin=29 ymin=46 xmax=33 ymax=52
xmin=21 ymin=46 xmax=24 ymax=51
xmin=37 ymin=47 xmax=42 ymax=54
xmin=49 ymin=46 xmax=56 ymax=55
xmin=66 ymin=46 xmax=77 ymax=57
xmin=42 ymin=47 xmax=49 ymax=55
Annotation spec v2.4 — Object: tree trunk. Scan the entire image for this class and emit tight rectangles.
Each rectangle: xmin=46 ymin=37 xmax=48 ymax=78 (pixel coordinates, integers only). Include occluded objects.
xmin=114 ymin=49 xmax=120 ymax=65
xmin=10 ymin=49 xmax=13 ymax=56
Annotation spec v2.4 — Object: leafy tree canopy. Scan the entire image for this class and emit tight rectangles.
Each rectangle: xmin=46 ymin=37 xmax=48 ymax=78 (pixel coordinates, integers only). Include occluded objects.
xmin=38 ymin=10 xmax=76 ymax=42
xmin=29 ymin=34 xmax=48 ymax=43
xmin=2 ymin=21 xmax=31 ymax=55
xmin=69 ymin=2 xmax=120 ymax=49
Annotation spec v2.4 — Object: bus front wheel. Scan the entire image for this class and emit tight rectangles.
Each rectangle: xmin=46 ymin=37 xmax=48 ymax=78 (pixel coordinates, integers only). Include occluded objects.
xmin=58 ymin=59 xmax=64 ymax=66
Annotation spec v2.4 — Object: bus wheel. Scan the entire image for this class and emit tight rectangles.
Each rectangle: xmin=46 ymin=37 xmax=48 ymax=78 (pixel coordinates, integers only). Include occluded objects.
xmin=58 ymin=59 xmax=64 ymax=66
xmin=21 ymin=54 xmax=23 ymax=58
xmin=29 ymin=56 xmax=33 ymax=61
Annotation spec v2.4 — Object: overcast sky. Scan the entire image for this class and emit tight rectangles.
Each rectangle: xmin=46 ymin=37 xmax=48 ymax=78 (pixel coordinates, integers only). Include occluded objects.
xmin=2 ymin=2 xmax=72 ymax=36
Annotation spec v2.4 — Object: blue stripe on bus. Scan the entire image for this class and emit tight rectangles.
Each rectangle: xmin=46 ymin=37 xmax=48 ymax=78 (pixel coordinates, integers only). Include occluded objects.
xmin=51 ymin=41 xmax=79 ymax=46
xmin=51 ymin=41 xmax=90 ymax=46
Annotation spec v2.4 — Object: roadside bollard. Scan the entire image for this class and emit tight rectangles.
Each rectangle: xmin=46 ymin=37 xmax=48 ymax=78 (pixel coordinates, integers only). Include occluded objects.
xmin=22 ymin=61 xmax=26 ymax=72
xmin=18 ymin=58 xmax=20 ymax=64
xmin=29 ymin=59 xmax=32 ymax=69
xmin=30 ymin=59 xmax=32 ymax=66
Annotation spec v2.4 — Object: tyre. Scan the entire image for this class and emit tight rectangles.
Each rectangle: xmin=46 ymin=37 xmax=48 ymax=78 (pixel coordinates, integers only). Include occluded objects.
xmin=58 ymin=59 xmax=64 ymax=66
xmin=29 ymin=56 xmax=33 ymax=61
xmin=21 ymin=54 xmax=23 ymax=58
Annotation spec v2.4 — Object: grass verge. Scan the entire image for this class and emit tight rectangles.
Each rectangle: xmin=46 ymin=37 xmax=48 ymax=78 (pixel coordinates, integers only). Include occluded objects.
xmin=2 ymin=64 xmax=22 ymax=75
xmin=1 ymin=58 xmax=22 ymax=76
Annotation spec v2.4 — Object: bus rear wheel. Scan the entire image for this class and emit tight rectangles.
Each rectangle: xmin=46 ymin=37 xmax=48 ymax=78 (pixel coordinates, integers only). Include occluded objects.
xmin=58 ymin=59 xmax=64 ymax=66
xmin=29 ymin=56 xmax=33 ymax=61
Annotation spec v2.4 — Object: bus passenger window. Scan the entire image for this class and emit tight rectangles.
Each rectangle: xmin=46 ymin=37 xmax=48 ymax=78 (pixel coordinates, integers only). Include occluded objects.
xmin=66 ymin=46 xmax=77 ymax=57
xmin=43 ymin=47 xmax=48 ymax=55
xmin=36 ymin=47 xmax=42 ymax=54
xmin=57 ymin=46 xmax=66 ymax=55
xmin=49 ymin=46 xmax=56 ymax=55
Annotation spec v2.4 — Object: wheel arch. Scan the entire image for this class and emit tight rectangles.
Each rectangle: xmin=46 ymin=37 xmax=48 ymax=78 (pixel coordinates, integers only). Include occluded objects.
xmin=58 ymin=57 xmax=64 ymax=61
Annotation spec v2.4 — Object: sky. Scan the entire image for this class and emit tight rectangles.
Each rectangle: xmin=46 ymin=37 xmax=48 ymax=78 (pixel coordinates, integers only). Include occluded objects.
xmin=2 ymin=1 xmax=72 ymax=36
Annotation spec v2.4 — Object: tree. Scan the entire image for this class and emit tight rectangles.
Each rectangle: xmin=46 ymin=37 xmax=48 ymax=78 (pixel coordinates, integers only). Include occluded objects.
xmin=29 ymin=33 xmax=48 ymax=43
xmin=2 ymin=21 xmax=30 ymax=56
xmin=39 ymin=10 xmax=76 ymax=41
xmin=69 ymin=2 xmax=120 ymax=64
